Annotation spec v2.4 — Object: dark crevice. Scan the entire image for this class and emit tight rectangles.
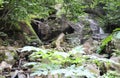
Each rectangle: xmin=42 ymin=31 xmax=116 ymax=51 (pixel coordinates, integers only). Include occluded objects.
xmin=31 ymin=18 xmax=75 ymax=44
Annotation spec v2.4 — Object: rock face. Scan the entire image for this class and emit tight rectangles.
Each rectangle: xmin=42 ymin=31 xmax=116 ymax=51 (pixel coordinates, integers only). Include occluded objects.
xmin=31 ymin=16 xmax=75 ymax=44
xmin=31 ymin=19 xmax=52 ymax=41
xmin=31 ymin=14 xmax=108 ymax=48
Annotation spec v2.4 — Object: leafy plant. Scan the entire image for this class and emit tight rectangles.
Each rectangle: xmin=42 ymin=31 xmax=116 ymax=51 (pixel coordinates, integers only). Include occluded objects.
xmin=21 ymin=45 xmax=120 ymax=77
xmin=0 ymin=0 xmax=88 ymax=23
xmin=96 ymin=34 xmax=113 ymax=53
xmin=23 ymin=46 xmax=95 ymax=77
xmin=96 ymin=28 xmax=120 ymax=53
xmin=102 ymin=71 xmax=120 ymax=78
xmin=24 ymin=63 xmax=97 ymax=78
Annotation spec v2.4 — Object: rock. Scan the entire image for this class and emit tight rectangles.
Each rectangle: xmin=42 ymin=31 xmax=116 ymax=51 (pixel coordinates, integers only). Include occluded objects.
xmin=55 ymin=33 xmax=65 ymax=51
xmin=85 ymin=64 xmax=100 ymax=76
xmin=11 ymin=70 xmax=28 ymax=78
xmin=0 ymin=61 xmax=12 ymax=72
xmin=113 ymin=38 xmax=120 ymax=51
xmin=83 ymin=38 xmax=100 ymax=54
xmin=83 ymin=41 xmax=93 ymax=54
xmin=110 ymin=56 xmax=120 ymax=63
xmin=92 ymin=33 xmax=108 ymax=40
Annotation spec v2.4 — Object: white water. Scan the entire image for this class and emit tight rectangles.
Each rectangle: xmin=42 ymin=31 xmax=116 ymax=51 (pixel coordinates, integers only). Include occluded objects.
xmin=86 ymin=18 xmax=105 ymax=35
xmin=99 ymin=27 xmax=105 ymax=34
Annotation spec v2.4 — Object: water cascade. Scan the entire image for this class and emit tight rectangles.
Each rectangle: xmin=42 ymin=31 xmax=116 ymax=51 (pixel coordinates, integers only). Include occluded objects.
xmin=86 ymin=18 xmax=108 ymax=40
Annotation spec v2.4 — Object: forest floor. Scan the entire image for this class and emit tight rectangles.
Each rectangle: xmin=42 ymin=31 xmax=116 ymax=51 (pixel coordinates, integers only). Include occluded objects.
xmin=0 ymin=16 xmax=120 ymax=78
xmin=0 ymin=33 xmax=120 ymax=78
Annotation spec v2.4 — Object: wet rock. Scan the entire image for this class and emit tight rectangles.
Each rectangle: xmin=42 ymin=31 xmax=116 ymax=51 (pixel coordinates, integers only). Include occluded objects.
xmin=0 ymin=61 xmax=12 ymax=74
xmin=92 ymin=33 xmax=108 ymax=40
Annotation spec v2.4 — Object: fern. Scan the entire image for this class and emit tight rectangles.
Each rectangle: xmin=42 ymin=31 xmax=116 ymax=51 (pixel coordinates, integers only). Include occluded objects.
xmin=96 ymin=34 xmax=113 ymax=53
xmin=96 ymin=28 xmax=120 ymax=53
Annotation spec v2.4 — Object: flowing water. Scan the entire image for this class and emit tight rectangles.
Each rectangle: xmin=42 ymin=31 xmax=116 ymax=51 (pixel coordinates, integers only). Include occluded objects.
xmin=86 ymin=18 xmax=105 ymax=35
xmin=86 ymin=17 xmax=108 ymax=39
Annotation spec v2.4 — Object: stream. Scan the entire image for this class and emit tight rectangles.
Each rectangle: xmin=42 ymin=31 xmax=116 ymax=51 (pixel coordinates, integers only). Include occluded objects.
xmin=86 ymin=17 xmax=108 ymax=40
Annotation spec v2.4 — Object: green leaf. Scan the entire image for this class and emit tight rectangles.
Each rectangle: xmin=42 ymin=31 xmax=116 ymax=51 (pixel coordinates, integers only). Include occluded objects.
xmin=96 ymin=34 xmax=113 ymax=53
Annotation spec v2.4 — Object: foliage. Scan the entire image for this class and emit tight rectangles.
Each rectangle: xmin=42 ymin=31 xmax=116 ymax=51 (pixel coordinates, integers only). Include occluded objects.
xmin=0 ymin=0 xmax=3 ymax=7
xmin=96 ymin=28 xmax=120 ymax=53
xmin=24 ymin=63 xmax=97 ymax=77
xmin=1 ymin=0 xmax=53 ymax=21
xmin=96 ymin=34 xmax=113 ymax=53
xmin=29 ymin=46 xmax=85 ymax=65
xmin=0 ymin=0 xmax=88 ymax=22
xmin=103 ymin=0 xmax=120 ymax=25
xmin=0 ymin=0 xmax=119 ymax=27
xmin=21 ymin=46 xmax=120 ymax=77
xmin=23 ymin=46 xmax=97 ymax=77
xmin=62 ymin=0 xmax=87 ymax=21
xmin=91 ymin=0 xmax=120 ymax=25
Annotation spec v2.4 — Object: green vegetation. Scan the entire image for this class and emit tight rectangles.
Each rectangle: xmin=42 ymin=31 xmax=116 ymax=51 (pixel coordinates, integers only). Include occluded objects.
xmin=0 ymin=0 xmax=120 ymax=78
xmin=0 ymin=0 xmax=119 ymax=25
xmin=23 ymin=47 xmax=96 ymax=77
xmin=97 ymin=28 xmax=120 ymax=54
xmin=21 ymin=46 xmax=119 ymax=77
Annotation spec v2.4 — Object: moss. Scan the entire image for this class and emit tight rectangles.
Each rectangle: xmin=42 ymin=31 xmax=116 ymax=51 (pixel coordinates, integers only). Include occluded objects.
xmin=24 ymin=20 xmax=42 ymax=45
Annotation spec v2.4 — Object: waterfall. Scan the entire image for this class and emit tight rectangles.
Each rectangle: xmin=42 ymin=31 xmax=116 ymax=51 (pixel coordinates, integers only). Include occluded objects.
xmin=86 ymin=18 xmax=104 ymax=34
xmin=99 ymin=27 xmax=105 ymax=34
xmin=85 ymin=17 xmax=107 ymax=39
